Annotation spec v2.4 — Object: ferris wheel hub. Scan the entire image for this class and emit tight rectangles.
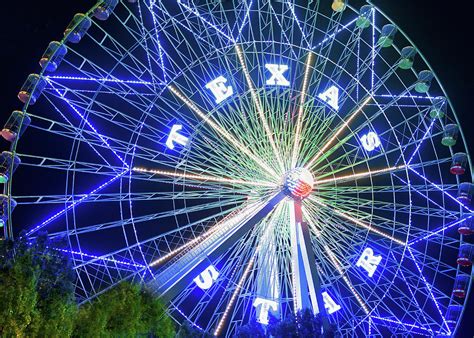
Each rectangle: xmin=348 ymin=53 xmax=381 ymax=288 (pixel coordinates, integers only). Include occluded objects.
xmin=284 ymin=167 xmax=314 ymax=199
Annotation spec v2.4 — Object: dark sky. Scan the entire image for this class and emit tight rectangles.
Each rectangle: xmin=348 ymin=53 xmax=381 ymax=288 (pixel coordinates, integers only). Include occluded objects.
xmin=0 ymin=0 xmax=472 ymax=336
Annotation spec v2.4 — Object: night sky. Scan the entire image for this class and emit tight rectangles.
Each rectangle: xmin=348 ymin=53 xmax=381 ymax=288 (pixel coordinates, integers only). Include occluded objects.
xmin=0 ymin=0 xmax=472 ymax=335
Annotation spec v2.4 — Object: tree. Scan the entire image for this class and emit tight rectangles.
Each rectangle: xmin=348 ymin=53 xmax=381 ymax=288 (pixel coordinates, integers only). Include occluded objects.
xmin=0 ymin=232 xmax=78 ymax=336
xmin=28 ymin=233 xmax=77 ymax=337
xmin=237 ymin=309 xmax=338 ymax=338
xmin=73 ymin=282 xmax=176 ymax=337
xmin=140 ymin=287 xmax=175 ymax=337
xmin=235 ymin=317 xmax=266 ymax=338
xmin=0 ymin=239 xmax=38 ymax=336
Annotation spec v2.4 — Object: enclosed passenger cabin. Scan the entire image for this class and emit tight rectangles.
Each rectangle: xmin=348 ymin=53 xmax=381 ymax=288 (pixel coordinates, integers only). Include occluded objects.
xmin=39 ymin=41 xmax=67 ymax=72
xmin=458 ymin=217 xmax=474 ymax=235
xmin=457 ymin=243 xmax=473 ymax=266
xmin=356 ymin=5 xmax=372 ymax=29
xmin=450 ymin=153 xmax=468 ymax=175
xmin=1 ymin=110 xmax=31 ymax=142
xmin=453 ymin=273 xmax=470 ymax=298
xmin=457 ymin=183 xmax=474 ymax=205
xmin=442 ymin=124 xmax=459 ymax=147
xmin=446 ymin=305 xmax=463 ymax=331
xmin=94 ymin=0 xmax=119 ymax=20
xmin=414 ymin=70 xmax=434 ymax=93
xmin=331 ymin=0 xmax=346 ymax=12
xmin=429 ymin=98 xmax=446 ymax=119
xmin=18 ymin=74 xmax=46 ymax=105
xmin=64 ymin=13 xmax=92 ymax=43
xmin=0 ymin=152 xmax=20 ymax=184
xmin=378 ymin=24 xmax=397 ymax=48
xmin=0 ymin=195 xmax=17 ymax=229
xmin=399 ymin=46 xmax=417 ymax=70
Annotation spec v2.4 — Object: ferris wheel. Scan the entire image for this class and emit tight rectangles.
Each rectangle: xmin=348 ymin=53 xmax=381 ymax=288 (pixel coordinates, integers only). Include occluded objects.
xmin=2 ymin=0 xmax=474 ymax=336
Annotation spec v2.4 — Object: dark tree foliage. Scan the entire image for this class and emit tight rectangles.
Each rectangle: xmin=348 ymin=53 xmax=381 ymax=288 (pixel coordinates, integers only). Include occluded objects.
xmin=235 ymin=308 xmax=338 ymax=338
xmin=0 ymin=233 xmax=175 ymax=337
xmin=0 ymin=232 xmax=77 ymax=336
xmin=235 ymin=317 xmax=266 ymax=338
xmin=73 ymin=282 xmax=175 ymax=337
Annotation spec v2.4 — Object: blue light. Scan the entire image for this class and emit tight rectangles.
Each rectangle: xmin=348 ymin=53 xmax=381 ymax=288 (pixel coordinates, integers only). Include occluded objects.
xmin=25 ymin=170 xmax=128 ymax=237
xmin=313 ymin=17 xmax=358 ymax=49
xmin=407 ymin=247 xmax=451 ymax=335
xmin=371 ymin=8 xmax=375 ymax=93
xmin=177 ymin=0 xmax=235 ymax=43
xmin=409 ymin=167 xmax=474 ymax=213
xmin=235 ymin=1 xmax=253 ymax=42
xmin=394 ymin=173 xmax=450 ymax=218
xmin=173 ymin=305 xmax=205 ymax=331
xmin=286 ymin=1 xmax=310 ymax=49
xmin=375 ymin=94 xmax=444 ymax=100
xmin=53 ymin=247 xmax=145 ymax=269
xmin=407 ymin=119 xmax=436 ymax=165
xmin=371 ymin=316 xmax=445 ymax=335
xmin=47 ymin=81 xmax=129 ymax=169
xmin=409 ymin=216 xmax=473 ymax=246
xmin=390 ymin=251 xmax=433 ymax=333
xmin=148 ymin=0 xmax=168 ymax=82
xmin=46 ymin=75 xmax=154 ymax=85
xmin=268 ymin=4 xmax=298 ymax=60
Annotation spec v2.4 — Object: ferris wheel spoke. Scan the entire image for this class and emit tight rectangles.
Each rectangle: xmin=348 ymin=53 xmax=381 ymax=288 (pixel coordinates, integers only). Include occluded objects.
xmin=319 ymin=193 xmax=458 ymax=220
xmin=174 ymin=0 xmax=235 ymax=44
xmin=24 ymin=169 xmax=129 ymax=238
xmin=308 ymin=196 xmax=406 ymax=246
xmin=213 ymin=203 xmax=284 ymax=335
xmin=45 ymin=82 xmax=130 ymax=168
xmin=85 ymin=16 xmax=167 ymax=87
xmin=323 ymin=245 xmax=370 ymax=315
xmin=16 ymin=189 xmax=244 ymax=208
xmin=132 ymin=166 xmax=276 ymax=188
xmin=284 ymin=2 xmax=311 ymax=49
xmin=234 ymin=44 xmax=285 ymax=172
xmin=316 ymin=196 xmax=456 ymax=244
xmin=150 ymin=192 xmax=284 ymax=300
xmin=37 ymin=100 xmax=126 ymax=170
xmin=291 ymin=52 xmax=314 ymax=167
xmin=67 ymin=29 xmax=164 ymax=88
xmin=45 ymin=81 xmax=157 ymax=134
xmin=409 ymin=166 xmax=474 ymax=213
xmin=267 ymin=3 xmax=299 ymax=60
xmin=62 ymin=202 xmax=247 ymax=270
xmin=167 ymin=83 xmax=278 ymax=178
xmin=391 ymin=247 xmax=452 ymax=335
xmin=15 ymin=153 xmax=125 ymax=177
xmin=314 ymin=164 xmax=406 ymax=186
xmin=304 ymin=96 xmax=371 ymax=170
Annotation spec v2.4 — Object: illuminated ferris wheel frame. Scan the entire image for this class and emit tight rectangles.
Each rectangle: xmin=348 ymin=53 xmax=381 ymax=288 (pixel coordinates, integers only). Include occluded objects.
xmin=1 ymin=0 xmax=473 ymax=336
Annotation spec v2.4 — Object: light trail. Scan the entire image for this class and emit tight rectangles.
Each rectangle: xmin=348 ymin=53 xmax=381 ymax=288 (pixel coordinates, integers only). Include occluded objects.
xmin=214 ymin=253 xmax=256 ymax=336
xmin=324 ymin=245 xmax=369 ymax=315
xmin=234 ymin=44 xmax=285 ymax=173
xmin=310 ymin=197 xmax=406 ymax=246
xmin=213 ymin=204 xmax=283 ymax=336
xmin=149 ymin=204 xmax=261 ymax=267
xmin=167 ymin=84 xmax=278 ymax=177
xmin=315 ymin=165 xmax=406 ymax=185
xmin=291 ymin=52 xmax=314 ymax=168
xmin=304 ymin=96 xmax=371 ymax=170
xmin=133 ymin=167 xmax=276 ymax=188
